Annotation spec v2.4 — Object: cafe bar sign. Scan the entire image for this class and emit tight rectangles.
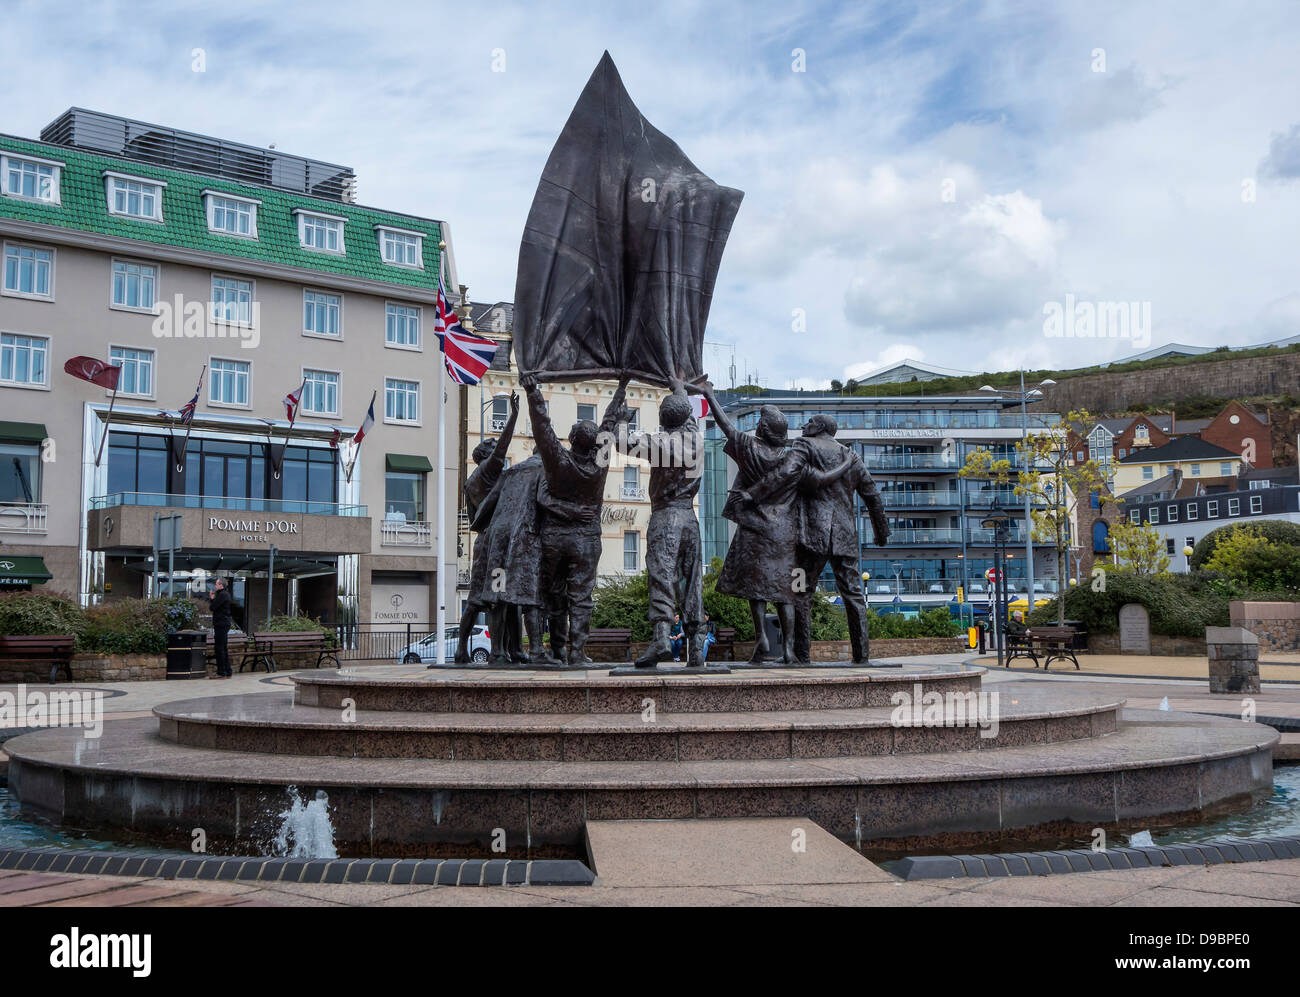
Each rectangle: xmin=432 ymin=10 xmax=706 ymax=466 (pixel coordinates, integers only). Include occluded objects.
xmin=207 ymin=516 xmax=301 ymax=544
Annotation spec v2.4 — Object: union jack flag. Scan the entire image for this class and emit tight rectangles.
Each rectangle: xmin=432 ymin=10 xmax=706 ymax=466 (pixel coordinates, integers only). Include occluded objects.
xmin=178 ymin=367 xmax=205 ymax=425
xmin=434 ymin=270 xmax=498 ymax=385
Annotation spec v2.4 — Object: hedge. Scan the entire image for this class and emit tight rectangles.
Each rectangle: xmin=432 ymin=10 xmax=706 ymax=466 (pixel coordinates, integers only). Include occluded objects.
xmin=0 ymin=591 xmax=197 ymax=654
xmin=1190 ymin=520 xmax=1300 ymax=571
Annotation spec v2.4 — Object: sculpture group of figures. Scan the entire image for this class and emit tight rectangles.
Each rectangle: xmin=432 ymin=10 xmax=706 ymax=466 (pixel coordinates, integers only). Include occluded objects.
xmin=456 ymin=377 xmax=890 ymax=669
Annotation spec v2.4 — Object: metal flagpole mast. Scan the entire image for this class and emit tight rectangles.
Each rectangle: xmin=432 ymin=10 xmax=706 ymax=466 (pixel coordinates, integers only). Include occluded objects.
xmin=433 ymin=244 xmax=450 ymax=668
xmin=94 ymin=381 xmax=120 ymax=466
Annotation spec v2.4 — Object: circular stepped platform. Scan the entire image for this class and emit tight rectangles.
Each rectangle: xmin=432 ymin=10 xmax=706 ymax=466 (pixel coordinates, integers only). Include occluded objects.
xmin=4 ymin=665 xmax=1279 ymax=858
xmin=154 ymin=689 xmax=1121 ymax=760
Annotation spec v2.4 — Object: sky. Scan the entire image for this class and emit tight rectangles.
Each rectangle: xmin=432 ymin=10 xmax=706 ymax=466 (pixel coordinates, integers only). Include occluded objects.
xmin=5 ymin=0 xmax=1300 ymax=389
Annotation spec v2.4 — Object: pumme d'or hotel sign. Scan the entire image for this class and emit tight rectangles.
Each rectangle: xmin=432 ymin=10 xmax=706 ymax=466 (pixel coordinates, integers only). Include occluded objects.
xmin=207 ymin=516 xmax=300 ymax=544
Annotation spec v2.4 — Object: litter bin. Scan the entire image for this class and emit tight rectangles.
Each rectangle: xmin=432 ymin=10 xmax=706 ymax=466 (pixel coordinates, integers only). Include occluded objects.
xmin=166 ymin=629 xmax=208 ymax=680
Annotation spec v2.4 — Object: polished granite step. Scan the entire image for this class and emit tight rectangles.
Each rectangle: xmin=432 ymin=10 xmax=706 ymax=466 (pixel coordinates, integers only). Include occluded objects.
xmin=154 ymin=689 xmax=1122 ymax=760
xmin=5 ymin=709 xmax=1278 ymax=856
xmin=292 ymin=663 xmax=987 ymax=714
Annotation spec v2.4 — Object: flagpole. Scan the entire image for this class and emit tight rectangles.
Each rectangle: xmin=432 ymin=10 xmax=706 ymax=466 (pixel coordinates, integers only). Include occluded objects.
xmin=94 ymin=385 xmax=119 ymax=467
xmin=346 ymin=390 xmax=376 ymax=484
xmin=435 ymin=356 xmax=447 ymax=668
xmin=177 ymin=364 xmax=206 ymax=471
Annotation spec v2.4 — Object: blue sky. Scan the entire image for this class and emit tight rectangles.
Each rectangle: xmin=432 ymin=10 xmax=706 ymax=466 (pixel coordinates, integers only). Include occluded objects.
xmin=5 ymin=0 xmax=1300 ymax=387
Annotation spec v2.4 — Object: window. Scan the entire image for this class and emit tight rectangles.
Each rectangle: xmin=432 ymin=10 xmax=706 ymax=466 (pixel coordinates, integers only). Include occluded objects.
xmin=211 ymin=276 xmax=254 ymax=326
xmin=1118 ymin=448 xmax=1126 ymax=457
xmin=1149 ymin=507 xmax=1159 ymax=524
xmin=110 ymin=259 xmax=157 ymax=311
xmin=490 ymin=395 xmax=509 ymax=431
xmin=0 ymin=333 xmax=48 ymax=386
xmin=295 ymin=210 xmax=345 ymax=253
xmin=1089 ymin=491 xmax=1099 ymax=510
xmin=2 ymin=154 xmax=61 ymax=204
xmin=626 ymin=407 xmax=639 ymax=431
xmin=1190 ymin=463 xmax=1200 ymax=476
xmin=1135 ymin=425 xmax=1149 ymax=441
xmin=1220 ymin=462 xmax=1232 ymax=476
xmin=1228 ymin=498 xmax=1240 ymax=516
xmin=1165 ymin=538 xmax=1175 ymax=555
xmin=385 ymin=472 xmax=425 ymax=522
xmin=1207 ymin=500 xmax=1219 ymax=518
xmin=109 ymin=347 xmax=154 ymax=397
xmin=204 ymin=192 xmax=259 ymax=238
xmin=302 ymin=369 xmax=339 ymax=416
xmin=624 ymin=530 xmax=639 ymax=571
xmin=623 ymin=465 xmax=640 ymax=498
xmin=385 ymin=303 xmax=421 ymax=349
xmin=2 ymin=243 xmax=53 ymax=300
xmin=385 ymin=378 xmax=420 ymax=423
xmin=105 ymin=172 xmax=165 ymax=221
xmin=209 ymin=358 xmax=250 ymax=407
xmin=1142 ymin=466 xmax=1154 ymax=481
xmin=1250 ymin=494 xmax=1263 ymax=514
xmin=577 ymin=403 xmax=596 ymax=422
xmin=376 ymin=226 xmax=423 ymax=268
xmin=303 ymin=290 xmax=341 ymax=337
xmin=0 ymin=441 xmax=42 ymax=503
xmin=1186 ymin=537 xmax=1195 ymax=557
xmin=1249 ymin=479 xmax=1271 ymax=490
xmin=1092 ymin=521 xmax=1109 ymax=554
xmin=1186 ymin=503 xmax=1198 ymax=521
xmin=1167 ymin=505 xmax=1178 ymax=522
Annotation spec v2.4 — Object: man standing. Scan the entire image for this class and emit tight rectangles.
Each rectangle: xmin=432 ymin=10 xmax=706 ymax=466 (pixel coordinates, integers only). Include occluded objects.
xmin=210 ymin=577 xmax=233 ymax=679
xmin=457 ymin=391 xmax=520 ymax=663
xmin=520 ymin=372 xmax=628 ymax=666
xmin=617 ymin=380 xmax=706 ymax=667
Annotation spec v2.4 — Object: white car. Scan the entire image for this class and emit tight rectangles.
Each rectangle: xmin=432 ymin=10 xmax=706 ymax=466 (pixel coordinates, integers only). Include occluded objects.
xmin=398 ymin=625 xmax=490 ymax=664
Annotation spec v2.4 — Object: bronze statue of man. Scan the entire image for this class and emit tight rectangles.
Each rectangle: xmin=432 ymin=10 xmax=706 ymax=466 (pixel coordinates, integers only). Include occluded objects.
xmin=457 ymin=391 xmax=519 ymax=663
xmin=520 ymin=372 xmax=629 ymax=665
xmin=617 ymin=378 xmax=705 ymax=667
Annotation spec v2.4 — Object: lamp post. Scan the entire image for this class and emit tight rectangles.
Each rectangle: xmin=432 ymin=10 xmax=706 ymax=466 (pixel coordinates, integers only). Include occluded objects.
xmin=980 ymin=374 xmax=1055 ymax=613
xmin=862 ymin=571 xmax=870 ymax=613
xmin=981 ymin=501 xmax=1011 ymax=668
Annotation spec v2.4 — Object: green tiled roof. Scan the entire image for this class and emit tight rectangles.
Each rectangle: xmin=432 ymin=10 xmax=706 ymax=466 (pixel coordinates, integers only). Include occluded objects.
xmin=0 ymin=135 xmax=443 ymax=290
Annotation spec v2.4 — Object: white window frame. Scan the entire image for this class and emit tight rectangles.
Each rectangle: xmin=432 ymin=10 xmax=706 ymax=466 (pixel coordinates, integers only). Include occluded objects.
xmin=302 ymin=288 xmax=343 ymax=340
xmin=1250 ymin=494 xmax=1263 ymax=514
xmin=2 ymin=241 xmax=55 ymax=302
xmin=0 ymin=332 xmax=51 ymax=390
xmin=385 ymin=302 xmax=423 ymax=351
xmin=1228 ymin=498 xmax=1240 ymax=516
xmin=210 ymin=273 xmax=256 ymax=328
xmin=1129 ymin=509 xmax=1140 ymax=524
xmin=202 ymin=190 xmax=260 ymax=239
xmin=1 ymin=153 xmax=62 ymax=205
xmin=1220 ymin=462 xmax=1232 ymax=476
xmin=375 ymin=225 xmax=424 ymax=269
xmin=293 ymin=209 xmax=346 ymax=254
xmin=108 ymin=345 xmax=156 ymax=400
xmin=1186 ymin=503 xmax=1198 ymax=521
xmin=623 ymin=530 xmax=639 ymax=571
xmin=1149 ymin=507 xmax=1159 ymax=524
xmin=1141 ymin=465 xmax=1153 ymax=481
xmin=1207 ymin=500 xmax=1219 ymax=518
xmin=1167 ymin=505 xmax=1178 ymax=522
xmin=208 ymin=355 xmax=251 ymax=409
xmin=384 ymin=377 xmax=421 ymax=426
xmin=109 ymin=257 xmax=159 ymax=314
xmin=103 ymin=171 xmax=166 ymax=222
xmin=301 ymin=367 xmax=341 ymax=418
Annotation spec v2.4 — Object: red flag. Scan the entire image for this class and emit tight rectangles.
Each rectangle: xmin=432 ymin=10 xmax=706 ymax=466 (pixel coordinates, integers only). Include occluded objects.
xmin=64 ymin=355 xmax=121 ymax=391
xmin=284 ymin=380 xmax=304 ymax=422
xmin=690 ymin=395 xmax=710 ymax=419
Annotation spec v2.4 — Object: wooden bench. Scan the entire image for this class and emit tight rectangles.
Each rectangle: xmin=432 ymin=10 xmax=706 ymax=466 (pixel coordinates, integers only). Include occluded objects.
xmin=586 ymin=628 xmax=633 ymax=662
xmin=206 ymin=633 xmax=251 ymax=672
xmin=1007 ymin=626 xmax=1085 ymax=671
xmin=237 ymin=631 xmax=338 ymax=673
xmin=0 ymin=634 xmax=76 ymax=684
xmin=708 ymin=626 xmax=736 ymax=661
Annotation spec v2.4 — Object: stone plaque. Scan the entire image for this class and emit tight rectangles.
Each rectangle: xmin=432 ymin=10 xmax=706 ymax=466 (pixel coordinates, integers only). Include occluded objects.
xmin=1118 ymin=603 xmax=1150 ymax=654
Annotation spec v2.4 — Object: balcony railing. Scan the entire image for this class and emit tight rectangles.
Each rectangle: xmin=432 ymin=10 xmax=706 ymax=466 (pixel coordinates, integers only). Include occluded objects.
xmin=860 ymin=577 xmax=1064 ymax=597
xmin=380 ymin=519 xmax=432 ymax=546
xmin=881 ymin=490 xmax=962 ymax=506
xmin=879 ymin=527 xmax=1036 ymax=545
xmin=90 ymin=492 xmax=367 ymax=516
xmin=870 ymin=454 xmax=960 ymax=470
xmin=0 ymin=502 xmax=48 ymax=534
xmin=620 ymin=485 xmax=647 ymax=500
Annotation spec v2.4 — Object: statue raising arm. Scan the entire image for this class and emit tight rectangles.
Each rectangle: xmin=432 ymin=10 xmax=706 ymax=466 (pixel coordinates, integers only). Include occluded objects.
xmin=490 ymin=391 xmax=521 ymax=463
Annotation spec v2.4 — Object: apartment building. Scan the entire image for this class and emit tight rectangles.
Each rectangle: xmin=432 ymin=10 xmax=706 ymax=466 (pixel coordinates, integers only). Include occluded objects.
xmin=0 ymin=109 xmax=462 ymax=628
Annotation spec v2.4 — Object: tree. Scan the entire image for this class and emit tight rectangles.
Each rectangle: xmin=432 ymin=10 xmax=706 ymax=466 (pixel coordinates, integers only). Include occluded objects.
xmin=960 ymin=409 xmax=1112 ymax=625
xmin=829 ymin=379 xmax=844 ymax=392
xmin=1106 ymin=517 xmax=1171 ymax=576
xmin=1202 ymin=526 xmax=1300 ymax=592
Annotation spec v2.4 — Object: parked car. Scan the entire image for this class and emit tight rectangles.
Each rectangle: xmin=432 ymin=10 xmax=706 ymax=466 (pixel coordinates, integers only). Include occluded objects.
xmin=398 ymin=625 xmax=490 ymax=664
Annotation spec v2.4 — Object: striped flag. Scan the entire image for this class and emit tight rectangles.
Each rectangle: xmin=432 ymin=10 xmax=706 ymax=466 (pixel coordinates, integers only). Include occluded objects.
xmin=434 ymin=270 xmax=498 ymax=385
xmin=354 ymin=393 xmax=375 ymax=447
xmin=690 ymin=395 xmax=710 ymax=419
xmin=284 ymin=378 xmax=306 ymax=422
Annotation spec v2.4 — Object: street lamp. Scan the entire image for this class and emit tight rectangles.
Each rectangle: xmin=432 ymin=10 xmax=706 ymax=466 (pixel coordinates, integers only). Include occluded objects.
xmin=862 ymin=571 xmax=870 ymax=612
xmin=890 ymin=561 xmax=903 ymax=601
xmin=981 ymin=501 xmax=1012 ymax=669
xmin=981 ymin=374 xmax=1055 ymax=611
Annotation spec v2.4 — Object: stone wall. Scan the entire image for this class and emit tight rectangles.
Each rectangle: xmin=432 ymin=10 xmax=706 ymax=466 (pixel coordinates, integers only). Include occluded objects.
xmin=1087 ymin=633 xmax=1207 ymax=656
xmin=0 ymin=653 xmax=167 ymax=684
xmin=1230 ymin=601 xmax=1300 ymax=653
xmin=1206 ymin=626 xmax=1261 ymax=694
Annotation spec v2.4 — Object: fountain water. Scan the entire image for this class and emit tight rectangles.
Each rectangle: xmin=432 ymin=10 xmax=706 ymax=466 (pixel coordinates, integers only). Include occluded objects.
xmin=272 ymin=788 xmax=338 ymax=859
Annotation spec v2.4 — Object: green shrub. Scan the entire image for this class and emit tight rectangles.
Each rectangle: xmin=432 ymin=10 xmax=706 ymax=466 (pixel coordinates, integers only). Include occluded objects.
xmin=590 ymin=572 xmax=653 ymax=641
xmin=810 ymin=591 xmax=848 ymax=640
xmin=0 ymin=591 xmax=86 ymax=643
xmin=263 ymin=614 xmax=335 ymax=645
xmin=1190 ymin=521 xmax=1300 ymax=571
xmin=82 ymin=598 xmax=193 ymax=654
xmin=1026 ymin=572 xmax=1229 ymax=638
xmin=866 ymin=607 xmax=962 ymax=639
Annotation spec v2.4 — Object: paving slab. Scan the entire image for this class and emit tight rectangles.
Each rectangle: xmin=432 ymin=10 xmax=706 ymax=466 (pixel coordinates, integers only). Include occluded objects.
xmin=584 ymin=817 xmax=895 ymax=888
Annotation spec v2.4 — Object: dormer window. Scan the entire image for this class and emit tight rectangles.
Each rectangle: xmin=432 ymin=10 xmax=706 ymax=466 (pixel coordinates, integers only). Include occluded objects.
xmin=203 ymin=191 xmax=259 ymax=238
xmin=376 ymin=225 xmax=424 ymax=268
xmin=104 ymin=171 xmax=166 ymax=222
xmin=2 ymin=153 xmax=62 ymax=204
xmin=294 ymin=209 xmax=346 ymax=254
